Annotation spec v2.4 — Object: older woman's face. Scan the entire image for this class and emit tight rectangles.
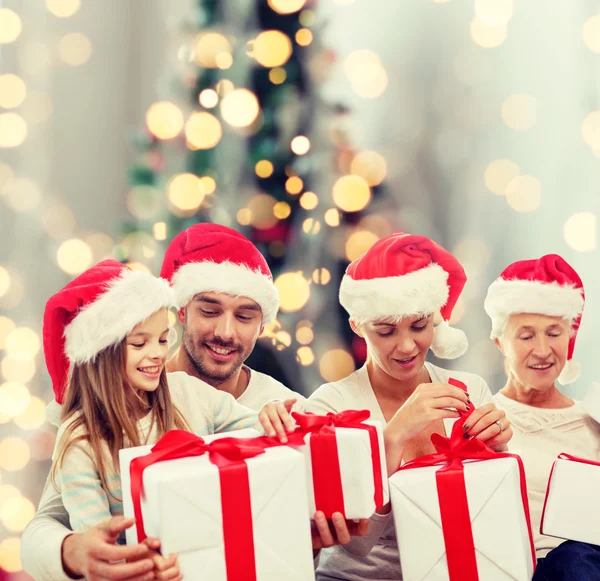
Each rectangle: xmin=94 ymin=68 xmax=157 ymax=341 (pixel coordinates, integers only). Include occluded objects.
xmin=354 ymin=314 xmax=434 ymax=381
xmin=497 ymin=313 xmax=570 ymax=390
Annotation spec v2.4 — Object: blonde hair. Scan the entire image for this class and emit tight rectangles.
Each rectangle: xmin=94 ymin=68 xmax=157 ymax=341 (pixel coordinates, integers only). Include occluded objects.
xmin=52 ymin=337 xmax=189 ymax=498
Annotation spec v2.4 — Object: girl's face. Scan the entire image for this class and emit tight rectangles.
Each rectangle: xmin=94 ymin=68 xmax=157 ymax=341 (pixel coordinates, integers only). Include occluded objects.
xmin=353 ymin=313 xmax=434 ymax=381
xmin=124 ymin=308 xmax=170 ymax=394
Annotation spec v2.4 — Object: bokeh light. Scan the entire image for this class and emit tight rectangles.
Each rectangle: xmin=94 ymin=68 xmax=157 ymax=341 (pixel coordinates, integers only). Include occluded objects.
xmin=57 ymin=239 xmax=93 ymax=274
xmin=470 ymin=18 xmax=507 ymax=48
xmin=319 ymin=349 xmax=356 ymax=382
xmin=0 ymin=317 xmax=16 ymax=349
xmin=43 ymin=202 xmax=76 ymax=238
xmin=564 ymin=212 xmax=597 ymax=252
xmin=0 ymin=9 xmax=22 ymax=44
xmin=195 ymin=33 xmax=232 ymax=68
xmin=268 ymin=0 xmax=307 ymax=14
xmin=255 ymin=160 xmax=274 ymax=178
xmin=324 ymin=208 xmax=341 ymax=227
xmin=296 ymin=346 xmax=315 ymax=366
xmin=291 ymin=135 xmax=310 ymax=155
xmin=220 ymin=89 xmax=260 ymax=128
xmin=185 ymin=112 xmax=222 ymax=149
xmin=3 ymin=177 xmax=42 ymax=212
xmin=5 ymin=327 xmax=40 ymax=359
xmin=296 ymin=28 xmax=313 ymax=46
xmin=0 ymin=266 xmax=10 ymax=299
xmin=351 ymin=151 xmax=387 ymax=186
xmin=275 ymin=272 xmax=310 ymax=312
xmin=0 ymin=75 xmax=26 ymax=109
xmin=300 ymin=191 xmax=318 ymax=210
xmin=0 ymin=382 xmax=31 ymax=417
xmin=273 ymin=201 xmax=291 ymax=219
xmin=286 ymin=176 xmax=304 ymax=195
xmin=14 ymin=396 xmax=46 ymax=431
xmin=484 ymin=158 xmax=520 ymax=195
xmin=199 ymin=89 xmax=219 ymax=108
xmin=0 ymin=438 xmax=30 ymax=471
xmin=333 ymin=175 xmax=372 ymax=212
xmin=312 ymin=268 xmax=331 ymax=285
xmin=167 ymin=173 xmax=206 ymax=213
xmin=250 ymin=30 xmax=293 ymax=68
xmin=505 ymin=175 xmax=542 ymax=212
xmin=46 ymin=0 xmax=81 ymax=18
xmin=345 ymin=230 xmax=379 ymax=261
xmin=0 ymin=113 xmax=27 ymax=148
xmin=248 ymin=193 xmax=278 ymax=229
xmin=474 ymin=0 xmax=513 ymax=26
xmin=1 ymin=495 xmax=35 ymax=532
xmin=59 ymin=32 xmax=92 ymax=66
xmin=583 ymin=14 xmax=600 ymax=53
xmin=146 ymin=102 xmax=184 ymax=140
xmin=502 ymin=94 xmax=536 ymax=130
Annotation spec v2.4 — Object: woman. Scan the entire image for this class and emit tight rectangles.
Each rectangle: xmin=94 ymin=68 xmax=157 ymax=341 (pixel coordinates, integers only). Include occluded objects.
xmin=306 ymin=232 xmax=513 ymax=580
xmin=485 ymin=254 xmax=600 ymax=581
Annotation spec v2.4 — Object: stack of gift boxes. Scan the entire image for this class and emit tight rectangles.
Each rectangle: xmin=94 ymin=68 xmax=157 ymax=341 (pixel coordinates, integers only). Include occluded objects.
xmin=119 ymin=399 xmax=600 ymax=581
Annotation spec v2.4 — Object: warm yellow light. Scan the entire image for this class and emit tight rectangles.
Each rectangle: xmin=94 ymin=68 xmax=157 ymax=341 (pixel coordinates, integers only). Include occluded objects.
xmin=268 ymin=0 xmax=306 ymax=14
xmin=582 ymin=111 xmax=600 ymax=149
xmin=3 ymin=177 xmax=42 ymax=213
xmin=0 ymin=438 xmax=29 ymax=471
xmin=296 ymin=28 xmax=313 ymax=46
xmin=312 ymin=268 xmax=331 ymax=285
xmin=0 ymin=351 xmax=35 ymax=382
xmin=1 ymin=495 xmax=35 ymax=532
xmin=269 ymin=67 xmax=287 ymax=85
xmin=296 ymin=326 xmax=314 ymax=345
xmin=345 ymin=230 xmax=378 ymax=261
xmin=352 ymin=67 xmax=388 ymax=99
xmin=199 ymin=176 xmax=216 ymax=195
xmin=484 ymin=159 xmax=520 ymax=195
xmin=344 ymin=49 xmax=383 ymax=84
xmin=0 ymin=382 xmax=30 ymax=417
xmin=0 ymin=266 xmax=10 ymax=299
xmin=146 ymin=102 xmax=184 ymax=140
xmin=502 ymin=94 xmax=536 ymax=130
xmin=256 ymin=160 xmax=274 ymax=178
xmin=273 ymin=201 xmax=291 ymax=219
xmin=324 ymin=208 xmax=341 ymax=227
xmin=333 ymin=175 xmax=371 ymax=212
xmin=14 ymin=396 xmax=46 ymax=431
xmin=319 ymin=349 xmax=355 ymax=382
xmin=564 ymin=212 xmax=597 ymax=252
xmin=470 ymin=18 xmax=507 ymax=48
xmin=0 ymin=113 xmax=27 ymax=148
xmin=351 ymin=151 xmax=387 ymax=186
xmin=275 ymin=272 xmax=310 ymax=311
xmin=250 ymin=30 xmax=293 ymax=68
xmin=167 ymin=173 xmax=205 ymax=212
xmin=296 ymin=346 xmax=315 ymax=366
xmin=185 ymin=112 xmax=222 ymax=149
xmin=302 ymin=218 xmax=321 ymax=234
xmin=43 ymin=202 xmax=76 ymax=238
xmin=275 ymin=331 xmax=292 ymax=348
xmin=199 ymin=89 xmax=219 ymax=108
xmin=84 ymin=233 xmax=114 ymax=262
xmin=300 ymin=191 xmax=318 ymax=210
xmin=0 ymin=536 xmax=21 ymax=572
xmin=474 ymin=0 xmax=513 ymax=26
xmin=57 ymin=238 xmax=93 ymax=275
xmin=59 ymin=33 xmax=92 ymax=66
xmin=0 ymin=9 xmax=22 ymax=44
xmin=291 ymin=135 xmax=310 ymax=155
xmin=248 ymin=193 xmax=278 ymax=229
xmin=237 ymin=208 xmax=252 ymax=225
xmin=0 ymin=75 xmax=26 ymax=109
xmin=195 ymin=33 xmax=232 ymax=68
xmin=358 ymin=214 xmax=392 ymax=238
xmin=216 ymin=52 xmax=233 ymax=69
xmin=505 ymin=175 xmax=542 ymax=212
xmin=284 ymin=176 xmax=303 ymax=194
xmin=153 ymin=221 xmax=167 ymax=241
xmin=46 ymin=0 xmax=81 ymax=18
xmin=583 ymin=15 xmax=600 ymax=53
xmin=220 ymin=89 xmax=260 ymax=128
xmin=216 ymin=79 xmax=235 ymax=97
xmin=0 ymin=317 xmax=15 ymax=349
xmin=6 ymin=327 xmax=40 ymax=359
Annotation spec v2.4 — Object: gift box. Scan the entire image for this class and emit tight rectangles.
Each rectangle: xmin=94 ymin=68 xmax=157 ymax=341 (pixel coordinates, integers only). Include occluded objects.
xmin=119 ymin=429 xmax=315 ymax=581
xmin=389 ymin=421 xmax=535 ymax=581
xmin=541 ymin=453 xmax=600 ymax=545
xmin=290 ymin=410 xmax=389 ymax=519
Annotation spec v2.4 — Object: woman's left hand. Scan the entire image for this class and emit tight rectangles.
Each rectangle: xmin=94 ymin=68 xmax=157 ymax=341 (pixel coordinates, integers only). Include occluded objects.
xmin=462 ymin=402 xmax=512 ymax=449
xmin=258 ymin=398 xmax=297 ymax=443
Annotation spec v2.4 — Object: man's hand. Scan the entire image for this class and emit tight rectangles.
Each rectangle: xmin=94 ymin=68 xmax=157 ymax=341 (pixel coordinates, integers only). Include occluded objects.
xmin=61 ymin=516 xmax=155 ymax=581
xmin=311 ymin=511 xmax=370 ymax=551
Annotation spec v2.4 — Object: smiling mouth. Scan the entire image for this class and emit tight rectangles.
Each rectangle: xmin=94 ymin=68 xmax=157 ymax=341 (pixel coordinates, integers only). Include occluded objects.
xmin=395 ymin=355 xmax=417 ymax=364
xmin=206 ymin=344 xmax=236 ymax=355
xmin=529 ymin=363 xmax=553 ymax=370
xmin=138 ymin=365 xmax=161 ymax=375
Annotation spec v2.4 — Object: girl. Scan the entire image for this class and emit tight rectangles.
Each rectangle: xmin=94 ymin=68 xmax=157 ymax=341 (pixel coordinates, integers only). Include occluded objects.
xmin=43 ymin=259 xmax=294 ymax=580
xmin=305 ymin=233 xmax=513 ymax=580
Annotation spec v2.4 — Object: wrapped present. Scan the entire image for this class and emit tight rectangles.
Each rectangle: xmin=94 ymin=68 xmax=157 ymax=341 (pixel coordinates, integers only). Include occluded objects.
xmin=541 ymin=453 xmax=600 ymax=545
xmin=119 ymin=429 xmax=315 ymax=581
xmin=389 ymin=396 xmax=536 ymax=581
xmin=290 ymin=410 xmax=388 ymax=519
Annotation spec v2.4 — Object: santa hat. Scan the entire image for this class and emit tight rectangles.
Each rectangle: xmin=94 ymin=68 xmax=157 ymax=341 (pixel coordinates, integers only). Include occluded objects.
xmin=43 ymin=259 xmax=173 ymax=424
xmin=339 ymin=232 xmax=468 ymax=359
xmin=484 ymin=254 xmax=584 ymax=385
xmin=160 ymin=223 xmax=279 ymax=325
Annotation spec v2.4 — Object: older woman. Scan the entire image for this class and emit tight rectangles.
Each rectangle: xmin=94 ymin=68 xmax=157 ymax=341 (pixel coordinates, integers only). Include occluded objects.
xmin=306 ymin=232 xmax=513 ymax=581
xmin=485 ymin=254 xmax=600 ymax=581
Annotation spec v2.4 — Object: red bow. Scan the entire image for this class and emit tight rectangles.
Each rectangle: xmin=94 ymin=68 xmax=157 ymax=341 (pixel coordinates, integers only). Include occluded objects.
xmin=291 ymin=410 xmax=385 ymax=517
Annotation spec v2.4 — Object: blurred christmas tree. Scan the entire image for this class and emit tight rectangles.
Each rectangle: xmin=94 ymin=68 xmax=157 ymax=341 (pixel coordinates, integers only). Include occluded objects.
xmin=120 ymin=0 xmax=386 ymax=395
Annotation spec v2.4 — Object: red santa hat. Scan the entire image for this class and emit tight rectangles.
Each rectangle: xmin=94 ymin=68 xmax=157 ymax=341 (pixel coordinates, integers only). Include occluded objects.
xmin=43 ymin=259 xmax=173 ymax=423
xmin=160 ymin=223 xmax=279 ymax=325
xmin=339 ymin=232 xmax=468 ymax=359
xmin=484 ymin=254 xmax=584 ymax=385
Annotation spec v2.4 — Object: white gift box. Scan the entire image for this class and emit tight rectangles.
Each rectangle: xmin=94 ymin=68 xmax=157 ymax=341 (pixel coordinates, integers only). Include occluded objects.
xmin=389 ymin=457 xmax=534 ymax=581
xmin=541 ymin=454 xmax=600 ymax=545
xmin=294 ymin=418 xmax=389 ymax=519
xmin=119 ymin=429 xmax=315 ymax=581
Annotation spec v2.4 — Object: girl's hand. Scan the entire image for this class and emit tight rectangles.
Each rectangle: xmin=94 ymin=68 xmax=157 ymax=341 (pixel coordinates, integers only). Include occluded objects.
xmin=151 ymin=551 xmax=182 ymax=581
xmin=258 ymin=398 xmax=297 ymax=443
xmin=461 ymin=401 xmax=512 ymax=449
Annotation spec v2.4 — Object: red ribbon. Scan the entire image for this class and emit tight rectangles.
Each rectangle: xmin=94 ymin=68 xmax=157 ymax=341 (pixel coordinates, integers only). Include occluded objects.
xmin=129 ymin=430 xmax=268 ymax=581
xmin=291 ymin=410 xmax=385 ymax=518
xmin=398 ymin=380 xmax=536 ymax=581
xmin=540 ymin=452 xmax=600 ymax=535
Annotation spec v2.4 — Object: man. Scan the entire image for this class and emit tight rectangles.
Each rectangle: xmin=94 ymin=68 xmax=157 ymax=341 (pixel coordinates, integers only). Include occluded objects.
xmin=21 ymin=224 xmax=367 ymax=581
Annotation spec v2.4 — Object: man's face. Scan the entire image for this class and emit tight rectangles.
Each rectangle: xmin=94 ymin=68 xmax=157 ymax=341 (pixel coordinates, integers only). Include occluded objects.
xmin=179 ymin=291 xmax=264 ymax=385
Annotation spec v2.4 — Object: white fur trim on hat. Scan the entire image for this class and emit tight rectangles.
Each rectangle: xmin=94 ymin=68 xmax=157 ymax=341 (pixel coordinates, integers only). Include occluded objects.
xmin=431 ymin=321 xmax=468 ymax=359
xmin=64 ymin=270 xmax=173 ymax=363
xmin=171 ymin=261 xmax=280 ymax=324
xmin=557 ymin=359 xmax=581 ymax=385
xmin=484 ymin=279 xmax=584 ymax=339
xmin=339 ymin=263 xmax=449 ymax=324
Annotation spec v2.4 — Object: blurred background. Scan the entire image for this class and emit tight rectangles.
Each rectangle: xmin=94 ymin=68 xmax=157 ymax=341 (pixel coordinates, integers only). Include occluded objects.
xmin=1 ymin=0 xmax=600 ymax=577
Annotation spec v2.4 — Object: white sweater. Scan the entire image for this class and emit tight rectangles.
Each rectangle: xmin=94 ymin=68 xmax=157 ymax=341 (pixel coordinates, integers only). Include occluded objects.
xmin=493 ymin=391 xmax=600 ymax=558
xmin=21 ymin=372 xmax=261 ymax=581
xmin=237 ymin=366 xmax=306 ymax=411
xmin=305 ymin=362 xmax=494 ymax=581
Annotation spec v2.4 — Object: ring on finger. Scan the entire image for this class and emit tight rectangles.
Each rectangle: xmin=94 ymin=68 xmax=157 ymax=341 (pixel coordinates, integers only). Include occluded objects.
xmin=494 ymin=420 xmax=503 ymax=435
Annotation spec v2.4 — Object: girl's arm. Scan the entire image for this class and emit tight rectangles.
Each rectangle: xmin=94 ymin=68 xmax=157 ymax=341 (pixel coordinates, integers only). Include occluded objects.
xmin=210 ymin=390 xmax=262 ymax=433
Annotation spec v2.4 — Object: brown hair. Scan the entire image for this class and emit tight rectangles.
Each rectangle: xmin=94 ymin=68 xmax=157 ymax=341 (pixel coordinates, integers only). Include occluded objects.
xmin=52 ymin=337 xmax=189 ymax=498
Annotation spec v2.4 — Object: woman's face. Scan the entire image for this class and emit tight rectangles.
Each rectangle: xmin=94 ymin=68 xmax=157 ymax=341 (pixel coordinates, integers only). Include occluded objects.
xmin=354 ymin=314 xmax=434 ymax=381
xmin=497 ymin=313 xmax=570 ymax=391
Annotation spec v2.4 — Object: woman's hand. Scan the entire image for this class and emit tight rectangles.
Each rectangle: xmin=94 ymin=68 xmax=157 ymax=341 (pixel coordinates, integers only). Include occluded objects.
xmin=461 ymin=401 xmax=512 ymax=449
xmin=258 ymin=398 xmax=297 ymax=443
xmin=383 ymin=382 xmax=471 ymax=474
